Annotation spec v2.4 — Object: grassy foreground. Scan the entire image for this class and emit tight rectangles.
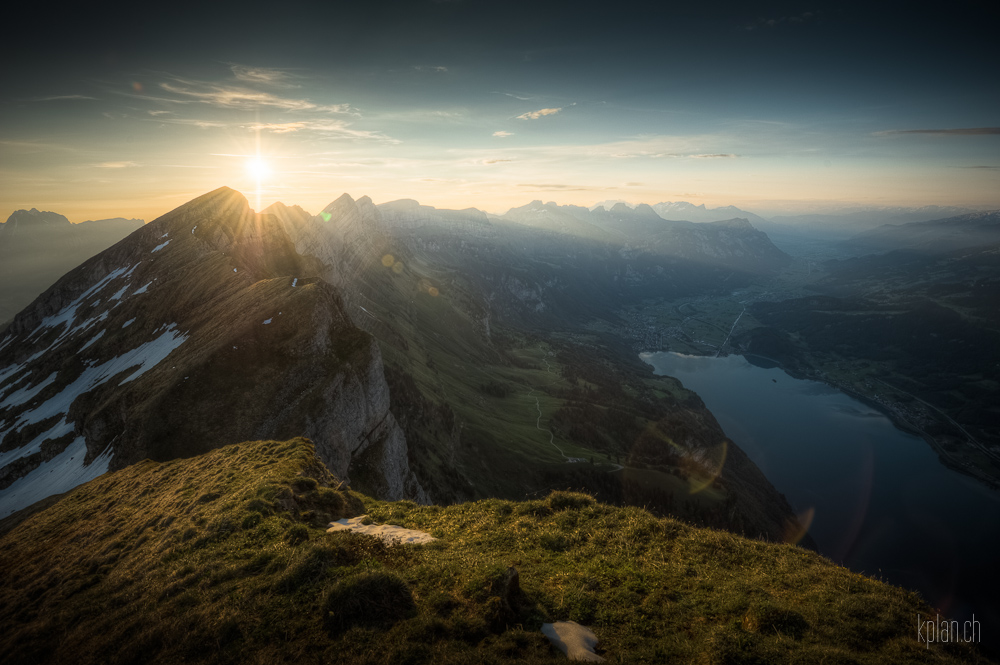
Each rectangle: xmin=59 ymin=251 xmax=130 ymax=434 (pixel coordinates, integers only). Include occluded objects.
xmin=0 ymin=439 xmax=988 ymax=664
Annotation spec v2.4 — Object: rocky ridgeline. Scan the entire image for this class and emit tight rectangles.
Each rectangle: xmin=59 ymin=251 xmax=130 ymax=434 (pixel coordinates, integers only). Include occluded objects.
xmin=0 ymin=188 xmax=426 ymax=517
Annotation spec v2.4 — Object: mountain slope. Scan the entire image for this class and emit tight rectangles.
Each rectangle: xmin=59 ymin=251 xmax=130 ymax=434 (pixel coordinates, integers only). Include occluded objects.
xmin=0 ymin=188 xmax=425 ymax=517
xmin=0 ymin=437 xmax=986 ymax=665
xmin=284 ymin=195 xmax=804 ymax=542
xmin=0 ymin=209 xmax=144 ymax=324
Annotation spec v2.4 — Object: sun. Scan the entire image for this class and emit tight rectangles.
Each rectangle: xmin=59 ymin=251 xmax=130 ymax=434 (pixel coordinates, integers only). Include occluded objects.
xmin=246 ymin=157 xmax=271 ymax=179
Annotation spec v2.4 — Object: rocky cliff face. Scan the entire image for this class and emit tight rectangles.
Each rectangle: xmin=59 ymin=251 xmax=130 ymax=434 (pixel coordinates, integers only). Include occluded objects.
xmin=0 ymin=188 xmax=426 ymax=517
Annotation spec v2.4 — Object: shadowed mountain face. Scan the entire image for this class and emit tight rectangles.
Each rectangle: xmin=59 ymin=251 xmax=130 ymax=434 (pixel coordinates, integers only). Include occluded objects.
xmin=0 ymin=188 xmax=426 ymax=517
xmin=283 ymin=194 xmax=804 ymax=542
xmin=0 ymin=210 xmax=144 ymax=325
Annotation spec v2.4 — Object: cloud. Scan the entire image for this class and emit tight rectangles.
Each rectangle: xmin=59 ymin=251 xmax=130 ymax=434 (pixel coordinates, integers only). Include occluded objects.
xmin=493 ymin=131 xmax=514 ymax=137
xmin=517 ymin=183 xmax=603 ymax=191
xmin=876 ymin=127 xmax=1000 ymax=136
xmin=246 ymin=121 xmax=398 ymax=142
xmin=150 ymin=118 xmax=228 ymax=129
xmin=516 ymin=108 xmax=562 ymax=120
xmin=94 ymin=161 xmax=139 ymax=168
xmin=0 ymin=139 xmax=77 ymax=153
xmin=413 ymin=65 xmax=448 ymax=73
xmin=961 ymin=165 xmax=1000 ymax=170
xmin=147 ymin=110 xmax=173 ymax=116
xmin=689 ymin=153 xmax=740 ymax=159
xmin=19 ymin=95 xmax=97 ymax=102
xmin=230 ymin=65 xmax=299 ymax=87
xmin=159 ymin=77 xmax=355 ymax=114
xmin=482 ymin=159 xmax=512 ymax=164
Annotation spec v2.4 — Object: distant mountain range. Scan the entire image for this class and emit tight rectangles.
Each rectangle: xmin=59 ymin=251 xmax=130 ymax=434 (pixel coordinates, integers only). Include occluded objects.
xmin=0 ymin=209 xmax=143 ymax=324
xmin=841 ymin=210 xmax=1000 ymax=255
xmin=0 ymin=187 xmax=801 ymax=541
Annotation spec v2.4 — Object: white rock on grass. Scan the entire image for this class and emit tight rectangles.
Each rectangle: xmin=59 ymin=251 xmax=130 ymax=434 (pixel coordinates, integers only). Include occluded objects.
xmin=541 ymin=621 xmax=605 ymax=662
xmin=326 ymin=515 xmax=436 ymax=545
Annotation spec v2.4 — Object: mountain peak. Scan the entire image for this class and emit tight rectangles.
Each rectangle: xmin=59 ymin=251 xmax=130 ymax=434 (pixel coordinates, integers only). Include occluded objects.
xmin=321 ymin=193 xmax=356 ymax=216
xmin=3 ymin=208 xmax=71 ymax=227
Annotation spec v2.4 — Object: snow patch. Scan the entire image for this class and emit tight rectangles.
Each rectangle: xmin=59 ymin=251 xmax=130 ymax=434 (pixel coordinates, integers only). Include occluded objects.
xmin=7 ymin=324 xmax=188 ymax=431
xmin=0 ymin=437 xmax=113 ymax=518
xmin=109 ymin=284 xmax=130 ymax=301
xmin=151 ymin=239 xmax=171 ymax=253
xmin=327 ymin=516 xmax=437 ymax=545
xmin=28 ymin=263 xmax=140 ymax=343
xmin=233 ymin=268 xmax=238 ymax=273
xmin=541 ymin=622 xmax=605 ymax=662
xmin=80 ymin=330 xmax=105 ymax=352
xmin=0 ymin=372 xmax=57 ymax=409
xmin=133 ymin=281 xmax=153 ymax=295
xmin=292 ymin=278 xmax=298 ymax=287
xmin=0 ymin=363 xmax=29 ymax=392
xmin=262 ymin=318 xmax=272 ymax=325
xmin=191 ymin=225 xmax=197 ymax=234
xmin=160 ymin=231 xmax=169 ymax=238
xmin=0 ymin=417 xmax=74 ymax=469
xmin=122 ymin=318 xmax=136 ymax=329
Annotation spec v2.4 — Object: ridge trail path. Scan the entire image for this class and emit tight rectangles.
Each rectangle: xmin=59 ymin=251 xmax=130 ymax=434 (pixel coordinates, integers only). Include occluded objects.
xmin=529 ymin=349 xmax=623 ymax=470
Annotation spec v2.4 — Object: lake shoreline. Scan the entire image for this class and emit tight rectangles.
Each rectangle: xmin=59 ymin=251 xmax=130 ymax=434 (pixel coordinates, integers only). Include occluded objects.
xmin=686 ymin=349 xmax=1000 ymax=493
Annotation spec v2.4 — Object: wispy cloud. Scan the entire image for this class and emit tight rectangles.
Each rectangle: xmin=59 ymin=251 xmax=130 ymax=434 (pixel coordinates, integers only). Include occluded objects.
xmin=690 ymin=153 xmax=740 ymax=159
xmin=149 ymin=118 xmax=228 ymax=129
xmin=482 ymin=158 xmax=513 ymax=164
xmin=0 ymin=140 xmax=77 ymax=153
xmin=246 ymin=121 xmax=398 ymax=142
xmin=147 ymin=110 xmax=173 ymax=116
xmin=517 ymin=183 xmax=605 ymax=191
xmin=961 ymin=165 xmax=1000 ymax=170
xmin=876 ymin=127 xmax=1000 ymax=136
xmin=159 ymin=77 xmax=355 ymax=114
xmin=413 ymin=65 xmax=448 ymax=73
xmin=493 ymin=131 xmax=514 ymax=137
xmin=19 ymin=95 xmax=97 ymax=102
xmin=516 ymin=107 xmax=562 ymax=120
xmin=94 ymin=161 xmax=139 ymax=168
xmin=230 ymin=65 xmax=300 ymax=87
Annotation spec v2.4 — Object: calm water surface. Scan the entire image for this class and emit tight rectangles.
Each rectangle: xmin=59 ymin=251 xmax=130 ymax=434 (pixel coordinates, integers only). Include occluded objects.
xmin=642 ymin=351 xmax=1000 ymax=647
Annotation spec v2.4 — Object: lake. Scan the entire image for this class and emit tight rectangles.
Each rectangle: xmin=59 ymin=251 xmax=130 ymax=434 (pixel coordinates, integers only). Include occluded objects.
xmin=641 ymin=351 xmax=1000 ymax=650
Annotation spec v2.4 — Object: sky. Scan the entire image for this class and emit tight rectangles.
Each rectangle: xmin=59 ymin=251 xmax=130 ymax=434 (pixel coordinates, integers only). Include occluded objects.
xmin=1 ymin=0 xmax=998 ymax=222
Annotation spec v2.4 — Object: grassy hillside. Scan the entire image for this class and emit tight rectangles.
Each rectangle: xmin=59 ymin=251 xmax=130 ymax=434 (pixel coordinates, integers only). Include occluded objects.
xmin=0 ymin=438 xmax=988 ymax=664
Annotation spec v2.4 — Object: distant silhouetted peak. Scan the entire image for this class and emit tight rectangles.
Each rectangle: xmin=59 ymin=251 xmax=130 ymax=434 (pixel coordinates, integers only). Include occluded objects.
xmin=4 ymin=208 xmax=71 ymax=227
xmin=379 ymin=199 xmax=421 ymax=211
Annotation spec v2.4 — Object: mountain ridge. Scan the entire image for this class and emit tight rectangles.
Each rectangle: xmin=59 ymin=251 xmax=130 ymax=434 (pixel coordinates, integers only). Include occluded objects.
xmin=0 ymin=187 xmax=426 ymax=517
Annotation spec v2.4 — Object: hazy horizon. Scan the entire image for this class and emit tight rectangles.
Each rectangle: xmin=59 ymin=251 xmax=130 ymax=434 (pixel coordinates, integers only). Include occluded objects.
xmin=2 ymin=1 xmax=998 ymax=223
xmin=6 ymin=187 xmax=999 ymax=228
